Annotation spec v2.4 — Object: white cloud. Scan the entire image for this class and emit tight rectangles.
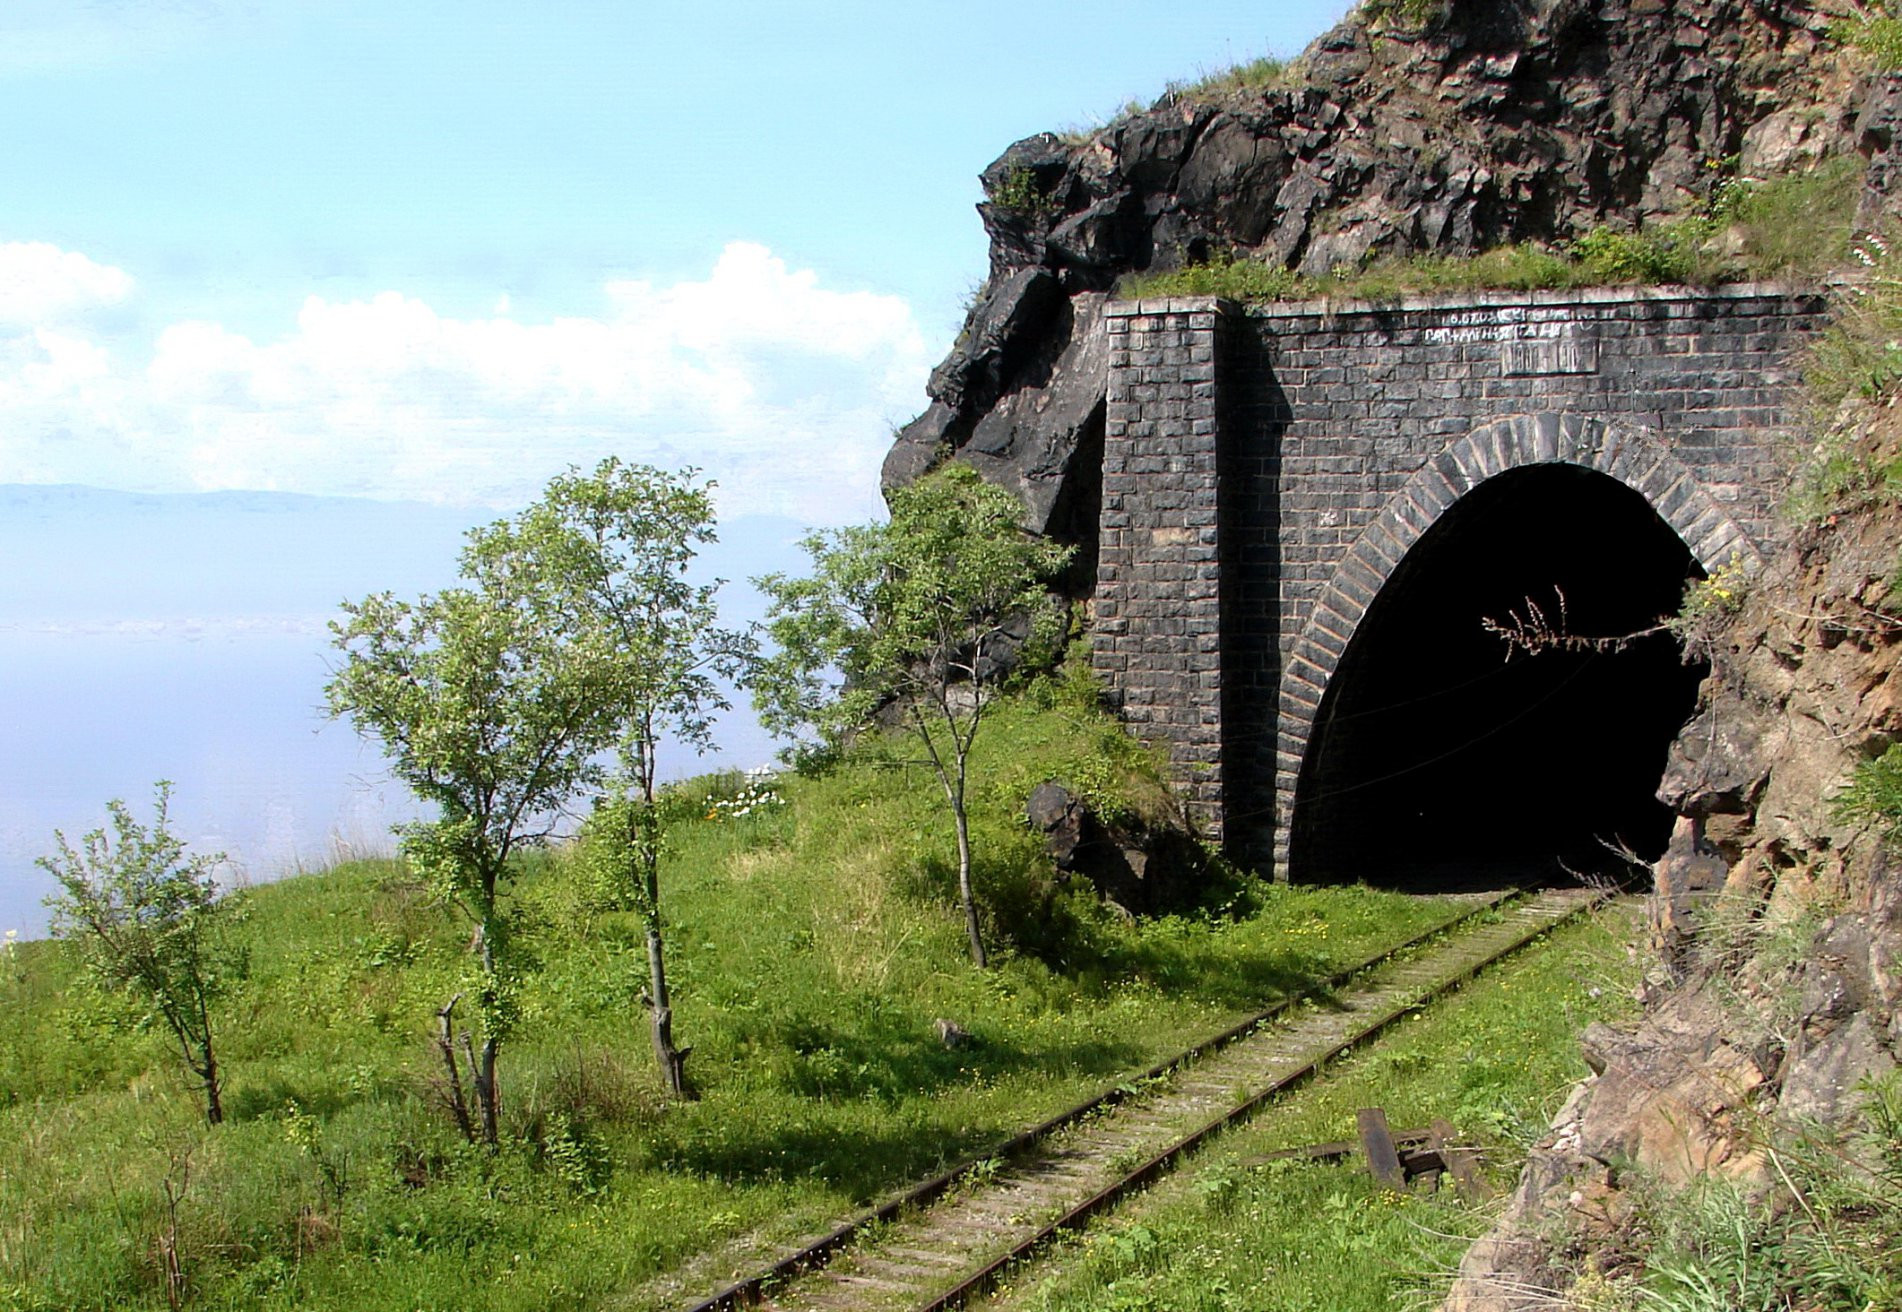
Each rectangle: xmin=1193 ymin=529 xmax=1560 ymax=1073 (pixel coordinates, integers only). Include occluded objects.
xmin=0 ymin=240 xmax=933 ymax=524
xmin=0 ymin=242 xmax=133 ymax=325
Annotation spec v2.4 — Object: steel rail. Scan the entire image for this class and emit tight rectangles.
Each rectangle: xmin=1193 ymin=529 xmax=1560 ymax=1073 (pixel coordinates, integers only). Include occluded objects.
xmin=683 ymin=888 xmax=1520 ymax=1312
xmin=912 ymin=886 xmax=1612 ymax=1312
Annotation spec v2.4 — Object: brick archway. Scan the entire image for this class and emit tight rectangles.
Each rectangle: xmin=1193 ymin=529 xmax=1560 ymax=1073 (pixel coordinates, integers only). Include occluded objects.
xmin=1273 ymin=412 xmax=1760 ymax=873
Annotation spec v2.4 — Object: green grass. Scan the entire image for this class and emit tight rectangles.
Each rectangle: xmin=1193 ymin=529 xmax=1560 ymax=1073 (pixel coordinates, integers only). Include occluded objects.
xmin=1122 ymin=240 xmax=1653 ymax=304
xmin=0 ymin=679 xmax=1468 ymax=1312
xmin=1808 ymin=229 xmax=1902 ymax=408
xmin=1123 ymin=240 xmax=1613 ymax=306
xmin=1834 ymin=742 xmax=1902 ymax=849
xmin=1560 ymin=1038 xmax=1902 ymax=1312
xmin=979 ymin=905 xmax=1645 ymax=1312
xmin=1781 ymin=426 xmax=1902 ymax=523
xmin=1167 ymin=56 xmax=1291 ymax=103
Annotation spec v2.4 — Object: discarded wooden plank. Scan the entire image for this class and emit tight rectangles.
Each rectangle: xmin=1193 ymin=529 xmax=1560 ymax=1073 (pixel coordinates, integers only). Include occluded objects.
xmin=1430 ymin=1117 xmax=1494 ymax=1203
xmin=1357 ymin=1107 xmax=1405 ymax=1190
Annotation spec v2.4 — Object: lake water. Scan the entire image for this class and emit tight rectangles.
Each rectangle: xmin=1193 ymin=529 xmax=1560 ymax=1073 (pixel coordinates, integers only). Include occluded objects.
xmin=0 ymin=624 xmax=420 ymax=933
xmin=0 ymin=486 xmax=796 ymax=938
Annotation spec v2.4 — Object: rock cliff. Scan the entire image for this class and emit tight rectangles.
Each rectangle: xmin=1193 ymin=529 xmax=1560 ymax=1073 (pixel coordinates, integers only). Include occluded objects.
xmin=884 ymin=0 xmax=1869 ymax=557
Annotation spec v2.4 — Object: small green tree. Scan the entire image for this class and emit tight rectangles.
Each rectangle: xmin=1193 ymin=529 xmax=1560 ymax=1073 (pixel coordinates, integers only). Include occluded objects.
xmin=465 ymin=458 xmax=749 ymax=1098
xmin=754 ymin=463 xmax=1070 ymax=968
xmin=328 ymin=574 xmax=615 ymax=1143
xmin=41 ymin=782 xmax=235 ymax=1126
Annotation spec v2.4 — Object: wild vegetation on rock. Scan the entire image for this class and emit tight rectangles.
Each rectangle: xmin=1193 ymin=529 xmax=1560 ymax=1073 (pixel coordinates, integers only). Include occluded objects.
xmin=1125 ymin=157 xmax=1865 ymax=306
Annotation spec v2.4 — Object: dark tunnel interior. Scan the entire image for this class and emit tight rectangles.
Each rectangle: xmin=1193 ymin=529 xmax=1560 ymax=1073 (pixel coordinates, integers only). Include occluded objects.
xmin=1290 ymin=465 xmax=1707 ymax=890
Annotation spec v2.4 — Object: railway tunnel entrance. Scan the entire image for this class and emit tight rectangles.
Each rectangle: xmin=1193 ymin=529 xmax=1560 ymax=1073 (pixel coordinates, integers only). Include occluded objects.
xmin=1289 ymin=464 xmax=1705 ymax=891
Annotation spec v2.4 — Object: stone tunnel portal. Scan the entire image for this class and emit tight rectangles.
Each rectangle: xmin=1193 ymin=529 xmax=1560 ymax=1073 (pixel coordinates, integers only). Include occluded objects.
xmin=1289 ymin=465 xmax=1706 ymax=890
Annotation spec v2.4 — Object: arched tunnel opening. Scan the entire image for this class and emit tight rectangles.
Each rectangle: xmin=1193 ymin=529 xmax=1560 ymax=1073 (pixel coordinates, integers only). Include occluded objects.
xmin=1290 ymin=464 xmax=1707 ymax=891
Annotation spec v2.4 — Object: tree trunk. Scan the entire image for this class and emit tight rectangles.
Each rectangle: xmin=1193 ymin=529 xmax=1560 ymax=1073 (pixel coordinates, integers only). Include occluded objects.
xmin=953 ymin=797 xmax=987 ymax=969
xmin=436 ymin=996 xmax=475 ymax=1143
xmin=470 ymin=920 xmax=501 ymax=1145
xmin=645 ymin=926 xmax=696 ymax=1099
xmin=473 ymin=1035 xmax=500 ymax=1145
xmin=626 ymin=786 xmax=694 ymax=1100
xmin=198 ymin=1045 xmax=223 ymax=1127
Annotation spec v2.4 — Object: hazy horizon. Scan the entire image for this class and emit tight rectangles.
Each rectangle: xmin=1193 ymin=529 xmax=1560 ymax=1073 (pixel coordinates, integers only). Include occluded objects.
xmin=0 ymin=482 xmax=798 ymax=937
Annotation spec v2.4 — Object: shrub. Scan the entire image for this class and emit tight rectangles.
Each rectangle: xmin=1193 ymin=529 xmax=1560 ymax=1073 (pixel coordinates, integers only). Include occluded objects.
xmin=1835 ymin=5 xmax=1902 ymax=70
xmin=1362 ymin=0 xmax=1451 ymax=32
xmin=987 ymin=166 xmax=1051 ymax=221
xmin=1121 ymin=253 xmax=1311 ymax=302
xmin=40 ymin=784 xmax=239 ymax=1127
xmin=1573 ymin=224 xmax=1698 ymax=285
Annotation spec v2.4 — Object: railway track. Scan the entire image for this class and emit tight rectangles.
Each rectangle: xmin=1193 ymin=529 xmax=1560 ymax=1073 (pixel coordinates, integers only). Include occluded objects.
xmin=682 ymin=885 xmax=1607 ymax=1312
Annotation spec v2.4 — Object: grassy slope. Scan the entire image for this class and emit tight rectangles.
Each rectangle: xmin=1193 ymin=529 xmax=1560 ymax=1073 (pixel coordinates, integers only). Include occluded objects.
xmin=980 ymin=906 xmax=1645 ymax=1312
xmin=0 ymin=680 xmax=1469 ymax=1312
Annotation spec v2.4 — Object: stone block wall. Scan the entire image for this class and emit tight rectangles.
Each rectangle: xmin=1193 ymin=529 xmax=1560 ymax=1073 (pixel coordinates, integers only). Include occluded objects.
xmin=1094 ymin=299 xmax=1232 ymax=832
xmin=1093 ymin=285 xmax=1831 ymax=873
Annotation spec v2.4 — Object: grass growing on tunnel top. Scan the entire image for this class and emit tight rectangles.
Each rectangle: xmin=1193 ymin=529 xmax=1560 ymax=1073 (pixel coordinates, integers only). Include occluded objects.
xmin=0 ymin=678 xmax=1465 ymax=1312
xmin=1124 ymin=157 xmax=1862 ymax=306
xmin=980 ymin=903 xmax=1644 ymax=1312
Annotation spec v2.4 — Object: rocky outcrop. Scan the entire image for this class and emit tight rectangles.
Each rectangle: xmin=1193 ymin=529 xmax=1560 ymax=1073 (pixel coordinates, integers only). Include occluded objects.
xmin=1447 ymin=884 xmax=1901 ymax=1309
xmin=1025 ymin=780 xmax=1211 ymax=916
xmin=886 ymin=0 xmax=1870 ymax=547
xmin=1443 ymin=411 xmax=1902 ymax=1310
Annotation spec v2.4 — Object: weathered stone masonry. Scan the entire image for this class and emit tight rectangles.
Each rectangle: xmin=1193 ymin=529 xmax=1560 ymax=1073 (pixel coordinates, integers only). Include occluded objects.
xmin=1092 ymin=285 xmax=1830 ymax=876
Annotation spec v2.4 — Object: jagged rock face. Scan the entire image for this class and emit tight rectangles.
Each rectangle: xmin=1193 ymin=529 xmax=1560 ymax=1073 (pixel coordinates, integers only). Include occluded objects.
xmin=885 ymin=0 xmax=1865 ymax=543
xmin=1663 ymin=475 xmax=1902 ymax=903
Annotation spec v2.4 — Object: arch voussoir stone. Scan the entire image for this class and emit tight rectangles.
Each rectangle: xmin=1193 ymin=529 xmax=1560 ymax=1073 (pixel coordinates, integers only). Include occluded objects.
xmin=1528 ymin=412 xmax=1564 ymax=463
xmin=1693 ymin=520 xmax=1746 ymax=566
xmin=1408 ymin=473 xmax=1458 ymax=517
xmin=1389 ymin=493 xmax=1437 ymax=541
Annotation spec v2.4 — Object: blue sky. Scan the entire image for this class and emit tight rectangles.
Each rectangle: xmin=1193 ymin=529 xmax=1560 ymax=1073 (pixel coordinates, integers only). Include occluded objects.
xmin=1 ymin=1 xmax=1361 ymax=933
xmin=0 ymin=0 xmax=1354 ymax=523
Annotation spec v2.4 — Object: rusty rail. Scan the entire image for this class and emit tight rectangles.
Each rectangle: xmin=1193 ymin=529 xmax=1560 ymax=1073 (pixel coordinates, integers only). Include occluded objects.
xmin=684 ymin=889 xmax=1520 ymax=1312
xmin=910 ymin=886 xmax=1610 ymax=1312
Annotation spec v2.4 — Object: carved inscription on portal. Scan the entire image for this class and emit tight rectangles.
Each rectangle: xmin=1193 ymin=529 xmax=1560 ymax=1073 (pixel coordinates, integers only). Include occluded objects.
xmin=1501 ymin=334 xmax=1598 ymax=376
